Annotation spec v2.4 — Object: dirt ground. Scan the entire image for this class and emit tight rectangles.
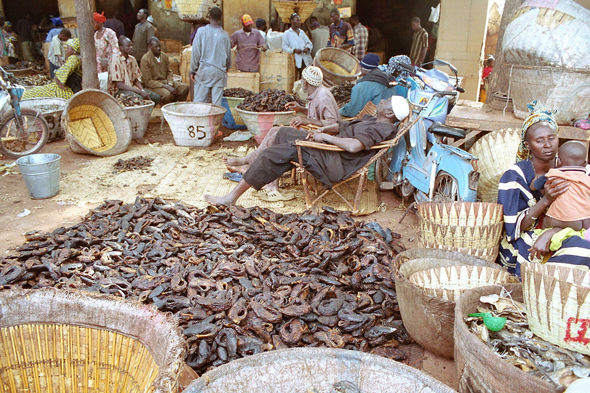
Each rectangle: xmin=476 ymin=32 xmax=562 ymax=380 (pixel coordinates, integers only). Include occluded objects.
xmin=0 ymin=115 xmax=457 ymax=389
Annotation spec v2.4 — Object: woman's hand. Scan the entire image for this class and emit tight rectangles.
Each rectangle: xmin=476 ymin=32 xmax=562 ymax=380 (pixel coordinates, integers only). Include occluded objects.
xmin=528 ymin=228 xmax=560 ymax=261
xmin=55 ymin=78 xmax=66 ymax=90
xmin=543 ymin=177 xmax=570 ymax=204
xmin=285 ymin=101 xmax=303 ymax=113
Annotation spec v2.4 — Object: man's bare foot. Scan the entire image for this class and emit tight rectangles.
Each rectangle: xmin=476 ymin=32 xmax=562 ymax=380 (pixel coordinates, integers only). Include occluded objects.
xmin=203 ymin=193 xmax=236 ymax=206
xmin=223 ymin=156 xmax=247 ymax=167
xmin=226 ymin=164 xmax=249 ymax=174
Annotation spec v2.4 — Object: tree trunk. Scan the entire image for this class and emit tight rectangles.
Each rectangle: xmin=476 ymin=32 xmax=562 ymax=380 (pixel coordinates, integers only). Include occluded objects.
xmin=485 ymin=0 xmax=525 ymax=104
xmin=75 ymin=0 xmax=99 ymax=90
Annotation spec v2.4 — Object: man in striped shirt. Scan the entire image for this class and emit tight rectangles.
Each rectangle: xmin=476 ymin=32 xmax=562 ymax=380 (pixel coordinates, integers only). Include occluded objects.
xmin=350 ymin=15 xmax=368 ymax=61
xmin=409 ymin=17 xmax=428 ymax=66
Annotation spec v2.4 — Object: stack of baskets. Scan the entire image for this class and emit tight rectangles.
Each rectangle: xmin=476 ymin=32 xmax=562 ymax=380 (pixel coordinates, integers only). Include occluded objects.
xmin=0 ymin=288 xmax=186 ymax=392
xmin=417 ymin=202 xmax=504 ymax=262
xmin=61 ymin=90 xmax=132 ymax=156
xmin=521 ymin=261 xmax=590 ymax=355
xmin=393 ymin=249 xmax=515 ymax=359
xmin=469 ymin=129 xmax=521 ymax=203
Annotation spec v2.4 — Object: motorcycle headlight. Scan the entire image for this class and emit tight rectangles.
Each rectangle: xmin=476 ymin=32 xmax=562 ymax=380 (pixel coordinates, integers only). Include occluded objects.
xmin=469 ymin=171 xmax=479 ymax=191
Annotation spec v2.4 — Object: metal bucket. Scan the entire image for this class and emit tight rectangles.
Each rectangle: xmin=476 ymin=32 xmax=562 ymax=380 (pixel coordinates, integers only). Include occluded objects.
xmin=16 ymin=153 xmax=60 ymax=199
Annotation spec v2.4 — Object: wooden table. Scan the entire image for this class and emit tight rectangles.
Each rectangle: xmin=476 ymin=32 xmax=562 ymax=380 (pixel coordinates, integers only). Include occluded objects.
xmin=446 ymin=102 xmax=590 ymax=152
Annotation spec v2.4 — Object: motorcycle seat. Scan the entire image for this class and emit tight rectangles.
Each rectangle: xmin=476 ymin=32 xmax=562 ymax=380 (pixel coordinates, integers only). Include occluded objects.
xmin=428 ymin=122 xmax=466 ymax=139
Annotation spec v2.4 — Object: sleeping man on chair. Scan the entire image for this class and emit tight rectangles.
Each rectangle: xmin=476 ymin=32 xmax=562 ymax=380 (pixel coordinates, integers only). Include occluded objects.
xmin=204 ymin=95 xmax=409 ymax=206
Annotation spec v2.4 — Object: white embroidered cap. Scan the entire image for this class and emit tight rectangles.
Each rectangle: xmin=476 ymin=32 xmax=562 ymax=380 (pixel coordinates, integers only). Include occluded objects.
xmin=390 ymin=96 xmax=409 ymax=121
xmin=302 ymin=66 xmax=323 ymax=86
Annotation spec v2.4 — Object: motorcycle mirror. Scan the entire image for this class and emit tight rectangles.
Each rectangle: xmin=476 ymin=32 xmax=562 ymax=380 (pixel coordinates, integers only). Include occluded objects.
xmin=432 ymin=59 xmax=458 ymax=75
xmin=399 ymin=62 xmax=414 ymax=72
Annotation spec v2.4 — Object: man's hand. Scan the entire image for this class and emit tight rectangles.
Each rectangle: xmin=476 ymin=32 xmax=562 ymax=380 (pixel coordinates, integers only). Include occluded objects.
xmin=285 ymin=101 xmax=304 ymax=113
xmin=293 ymin=48 xmax=303 ymax=54
xmin=190 ymin=73 xmax=196 ymax=82
xmin=139 ymin=90 xmax=150 ymax=99
xmin=290 ymin=116 xmax=308 ymax=128
xmin=307 ymin=129 xmax=328 ymax=142
xmin=303 ymin=48 xmax=310 ymax=54
xmin=163 ymin=84 xmax=177 ymax=95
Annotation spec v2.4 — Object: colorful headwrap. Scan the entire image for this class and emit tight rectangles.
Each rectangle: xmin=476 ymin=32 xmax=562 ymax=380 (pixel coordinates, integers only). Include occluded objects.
xmin=66 ymin=38 xmax=80 ymax=53
xmin=93 ymin=12 xmax=106 ymax=24
xmin=4 ymin=21 xmax=12 ymax=28
xmin=516 ymin=100 xmax=559 ymax=162
xmin=387 ymin=55 xmax=412 ymax=79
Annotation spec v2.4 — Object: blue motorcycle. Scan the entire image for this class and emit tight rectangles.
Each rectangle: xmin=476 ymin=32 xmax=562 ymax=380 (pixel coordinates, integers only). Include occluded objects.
xmin=376 ymin=60 xmax=479 ymax=202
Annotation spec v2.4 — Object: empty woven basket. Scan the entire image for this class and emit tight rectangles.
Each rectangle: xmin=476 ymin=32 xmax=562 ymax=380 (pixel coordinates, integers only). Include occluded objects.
xmin=0 ymin=288 xmax=185 ymax=392
xmin=521 ymin=261 xmax=590 ymax=355
xmin=417 ymin=202 xmax=504 ymax=262
xmin=469 ymin=129 xmax=521 ymax=203
xmin=62 ymin=89 xmax=132 ymax=156
xmin=409 ymin=265 xmax=514 ymax=301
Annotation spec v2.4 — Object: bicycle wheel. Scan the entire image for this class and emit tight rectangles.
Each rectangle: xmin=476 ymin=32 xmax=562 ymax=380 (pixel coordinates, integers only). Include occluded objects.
xmin=0 ymin=108 xmax=49 ymax=158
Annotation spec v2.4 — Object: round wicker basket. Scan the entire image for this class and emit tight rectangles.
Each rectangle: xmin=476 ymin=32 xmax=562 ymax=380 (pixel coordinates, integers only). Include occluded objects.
xmin=469 ymin=129 xmax=521 ymax=203
xmin=61 ymin=89 xmax=132 ymax=156
xmin=0 ymin=288 xmax=185 ymax=393
xmin=313 ymin=48 xmax=361 ymax=87
xmin=417 ymin=201 xmax=504 ymax=226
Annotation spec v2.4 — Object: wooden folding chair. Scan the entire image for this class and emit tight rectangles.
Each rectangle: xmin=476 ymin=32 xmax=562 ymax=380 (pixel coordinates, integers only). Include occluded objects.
xmin=293 ymin=115 xmax=419 ymax=215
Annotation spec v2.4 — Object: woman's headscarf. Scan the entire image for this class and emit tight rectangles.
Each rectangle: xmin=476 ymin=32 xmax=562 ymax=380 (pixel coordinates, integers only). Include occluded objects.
xmin=387 ymin=55 xmax=412 ymax=79
xmin=93 ymin=12 xmax=107 ymax=24
xmin=516 ymin=100 xmax=559 ymax=162
xmin=66 ymin=38 xmax=81 ymax=54
xmin=3 ymin=21 xmax=11 ymax=28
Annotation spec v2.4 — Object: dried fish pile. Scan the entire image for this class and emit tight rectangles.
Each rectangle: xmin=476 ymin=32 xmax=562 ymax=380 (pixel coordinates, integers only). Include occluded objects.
xmin=116 ymin=95 xmax=152 ymax=107
xmin=467 ymin=292 xmax=590 ymax=390
xmin=331 ymin=82 xmax=354 ymax=107
xmin=3 ymin=62 xmax=31 ymax=71
xmin=223 ymin=88 xmax=255 ymax=99
xmin=113 ymin=156 xmax=154 ymax=173
xmin=17 ymin=74 xmax=52 ymax=86
xmin=0 ymin=199 xmax=410 ymax=375
xmin=237 ymin=89 xmax=305 ymax=112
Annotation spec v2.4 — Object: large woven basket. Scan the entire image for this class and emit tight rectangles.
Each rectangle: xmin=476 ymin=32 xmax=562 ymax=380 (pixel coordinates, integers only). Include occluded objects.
xmin=469 ymin=129 xmax=521 ymax=203
xmin=271 ymin=0 xmax=319 ymax=23
xmin=314 ymin=48 xmax=361 ymax=87
xmin=417 ymin=202 xmax=504 ymax=262
xmin=0 ymin=288 xmax=185 ymax=392
xmin=61 ymin=89 xmax=132 ymax=156
xmin=224 ymin=97 xmax=246 ymax=125
xmin=521 ymin=261 xmax=590 ymax=355
xmin=393 ymin=248 xmax=499 ymax=359
xmin=409 ymin=265 xmax=515 ymax=301
xmin=455 ymin=284 xmax=555 ymax=393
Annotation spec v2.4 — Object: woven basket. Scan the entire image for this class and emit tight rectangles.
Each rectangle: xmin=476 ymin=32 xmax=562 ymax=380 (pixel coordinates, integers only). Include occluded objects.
xmin=469 ymin=129 xmax=521 ymax=203
xmin=409 ymin=265 xmax=514 ymax=301
xmin=393 ymin=248 xmax=498 ymax=359
xmin=61 ymin=89 xmax=132 ymax=156
xmin=0 ymin=288 xmax=185 ymax=392
xmin=419 ymin=219 xmax=504 ymax=250
xmin=417 ymin=201 xmax=504 ymax=227
xmin=420 ymin=241 xmax=500 ymax=263
xmin=455 ymin=284 xmax=555 ymax=393
xmin=313 ymin=48 xmax=361 ymax=87
xmin=271 ymin=0 xmax=319 ymax=23
xmin=225 ymin=97 xmax=246 ymax=125
xmin=521 ymin=261 xmax=590 ymax=355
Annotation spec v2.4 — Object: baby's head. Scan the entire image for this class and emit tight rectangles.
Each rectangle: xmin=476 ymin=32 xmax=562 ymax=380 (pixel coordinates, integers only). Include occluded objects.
xmin=557 ymin=141 xmax=587 ymax=167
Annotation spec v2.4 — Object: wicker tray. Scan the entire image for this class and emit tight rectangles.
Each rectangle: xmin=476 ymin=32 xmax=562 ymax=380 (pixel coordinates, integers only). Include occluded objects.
xmin=469 ymin=129 xmax=521 ymax=203
xmin=521 ymin=261 xmax=590 ymax=355
xmin=0 ymin=288 xmax=185 ymax=392
xmin=272 ymin=0 xmax=319 ymax=23
xmin=417 ymin=201 xmax=504 ymax=227
xmin=409 ymin=265 xmax=514 ymax=301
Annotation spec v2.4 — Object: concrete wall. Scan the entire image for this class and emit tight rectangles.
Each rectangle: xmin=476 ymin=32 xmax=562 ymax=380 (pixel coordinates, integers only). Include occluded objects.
xmin=150 ymin=0 xmax=192 ymax=44
xmin=435 ymin=0 xmax=489 ymax=101
xmin=224 ymin=0 xmax=270 ymax=37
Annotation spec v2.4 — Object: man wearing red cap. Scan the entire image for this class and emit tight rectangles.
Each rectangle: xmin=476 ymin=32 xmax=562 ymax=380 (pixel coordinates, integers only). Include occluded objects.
xmin=230 ymin=14 xmax=266 ymax=72
xmin=93 ymin=12 xmax=120 ymax=74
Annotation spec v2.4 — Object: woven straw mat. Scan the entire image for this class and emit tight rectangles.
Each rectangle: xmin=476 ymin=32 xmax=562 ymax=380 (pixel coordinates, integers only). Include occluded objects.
xmin=57 ymin=144 xmax=380 ymax=214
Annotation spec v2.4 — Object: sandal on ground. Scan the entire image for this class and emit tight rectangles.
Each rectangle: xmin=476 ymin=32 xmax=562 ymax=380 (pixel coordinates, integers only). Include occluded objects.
xmin=258 ymin=189 xmax=295 ymax=202
xmin=223 ymin=172 xmax=243 ymax=182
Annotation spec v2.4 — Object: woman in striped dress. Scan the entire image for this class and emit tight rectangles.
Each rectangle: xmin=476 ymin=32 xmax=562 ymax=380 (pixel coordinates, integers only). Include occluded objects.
xmin=22 ymin=38 xmax=81 ymax=100
xmin=497 ymin=101 xmax=590 ymax=276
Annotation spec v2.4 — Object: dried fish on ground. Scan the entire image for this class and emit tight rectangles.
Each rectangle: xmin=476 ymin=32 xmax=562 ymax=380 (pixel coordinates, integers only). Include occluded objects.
xmin=237 ymin=89 xmax=306 ymax=112
xmin=16 ymin=75 xmax=52 ymax=87
xmin=113 ymin=156 xmax=154 ymax=173
xmin=331 ymin=82 xmax=354 ymax=107
xmin=467 ymin=292 xmax=590 ymax=390
xmin=223 ymin=88 xmax=255 ymax=99
xmin=0 ymin=199 xmax=410 ymax=375
xmin=116 ymin=95 xmax=152 ymax=107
